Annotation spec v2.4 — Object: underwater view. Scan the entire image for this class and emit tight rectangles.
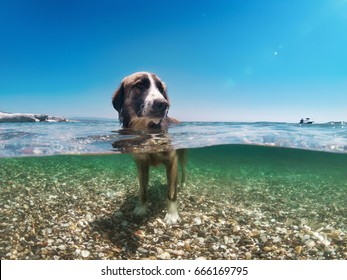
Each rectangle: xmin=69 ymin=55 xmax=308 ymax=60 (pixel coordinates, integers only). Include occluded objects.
xmin=0 ymin=120 xmax=346 ymax=260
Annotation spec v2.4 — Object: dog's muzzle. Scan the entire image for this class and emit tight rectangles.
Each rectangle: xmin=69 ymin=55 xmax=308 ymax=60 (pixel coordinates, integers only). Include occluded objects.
xmin=152 ymin=99 xmax=169 ymax=117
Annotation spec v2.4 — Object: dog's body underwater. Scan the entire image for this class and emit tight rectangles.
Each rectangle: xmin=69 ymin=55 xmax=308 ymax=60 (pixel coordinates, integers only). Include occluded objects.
xmin=112 ymin=72 xmax=186 ymax=224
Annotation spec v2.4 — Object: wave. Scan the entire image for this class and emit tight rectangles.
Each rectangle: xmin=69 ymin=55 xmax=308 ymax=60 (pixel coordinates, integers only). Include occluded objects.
xmin=0 ymin=121 xmax=346 ymax=157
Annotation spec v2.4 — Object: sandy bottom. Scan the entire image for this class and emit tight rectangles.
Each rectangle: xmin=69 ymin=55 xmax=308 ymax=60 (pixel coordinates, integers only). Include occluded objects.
xmin=1 ymin=145 xmax=346 ymax=260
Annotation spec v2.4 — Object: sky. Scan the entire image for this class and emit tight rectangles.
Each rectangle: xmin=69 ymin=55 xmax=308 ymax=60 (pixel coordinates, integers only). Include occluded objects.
xmin=0 ymin=0 xmax=346 ymax=122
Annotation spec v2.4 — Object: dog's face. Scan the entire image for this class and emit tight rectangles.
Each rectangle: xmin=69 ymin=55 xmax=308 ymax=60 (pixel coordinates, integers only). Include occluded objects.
xmin=113 ymin=72 xmax=170 ymax=127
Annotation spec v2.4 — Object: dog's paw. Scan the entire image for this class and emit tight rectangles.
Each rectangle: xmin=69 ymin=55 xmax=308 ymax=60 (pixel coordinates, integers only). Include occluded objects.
xmin=164 ymin=212 xmax=181 ymax=225
xmin=133 ymin=204 xmax=148 ymax=216
xmin=164 ymin=200 xmax=180 ymax=225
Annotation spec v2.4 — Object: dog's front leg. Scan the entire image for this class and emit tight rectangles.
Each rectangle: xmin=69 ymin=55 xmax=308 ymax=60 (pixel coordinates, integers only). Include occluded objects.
xmin=133 ymin=159 xmax=149 ymax=216
xmin=164 ymin=153 xmax=180 ymax=225
xmin=177 ymin=149 xmax=187 ymax=188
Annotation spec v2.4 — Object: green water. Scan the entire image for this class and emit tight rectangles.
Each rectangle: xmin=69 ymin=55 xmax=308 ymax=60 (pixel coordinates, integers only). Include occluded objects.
xmin=1 ymin=144 xmax=346 ymax=260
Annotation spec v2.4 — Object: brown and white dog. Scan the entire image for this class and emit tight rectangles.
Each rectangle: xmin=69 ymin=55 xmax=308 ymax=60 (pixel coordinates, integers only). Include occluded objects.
xmin=112 ymin=72 xmax=186 ymax=225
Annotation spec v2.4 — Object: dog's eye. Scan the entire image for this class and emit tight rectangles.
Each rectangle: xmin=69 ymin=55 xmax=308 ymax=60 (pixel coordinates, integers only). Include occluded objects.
xmin=135 ymin=82 xmax=144 ymax=89
xmin=158 ymin=85 xmax=164 ymax=93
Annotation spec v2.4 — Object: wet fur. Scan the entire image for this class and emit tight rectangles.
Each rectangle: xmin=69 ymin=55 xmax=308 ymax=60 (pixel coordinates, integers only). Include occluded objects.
xmin=112 ymin=72 xmax=186 ymax=224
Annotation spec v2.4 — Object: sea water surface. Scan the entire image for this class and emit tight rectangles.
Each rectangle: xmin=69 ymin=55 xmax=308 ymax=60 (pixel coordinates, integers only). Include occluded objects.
xmin=0 ymin=120 xmax=346 ymax=156
xmin=1 ymin=120 xmax=346 ymax=260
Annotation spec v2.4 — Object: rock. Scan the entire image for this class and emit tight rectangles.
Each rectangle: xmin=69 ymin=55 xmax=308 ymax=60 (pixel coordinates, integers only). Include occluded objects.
xmin=156 ymin=248 xmax=164 ymax=254
xmin=172 ymin=250 xmax=185 ymax=256
xmin=193 ymin=217 xmax=202 ymax=225
xmin=40 ymin=248 xmax=49 ymax=255
xmin=233 ymin=225 xmax=240 ymax=232
xmin=58 ymin=245 xmax=66 ymax=251
xmin=305 ymin=240 xmax=316 ymax=249
xmin=16 ymin=245 xmax=24 ymax=252
xmin=81 ymin=250 xmax=90 ymax=258
xmin=196 ymin=237 xmax=205 ymax=244
xmin=157 ymin=252 xmax=171 ymax=260
xmin=137 ymin=247 xmax=148 ymax=254
xmin=0 ymin=112 xmax=68 ymax=123
xmin=277 ymin=227 xmax=287 ymax=234
xmin=245 ymin=252 xmax=252 ymax=260
xmin=113 ymin=211 xmax=123 ymax=218
xmin=223 ymin=236 xmax=229 ymax=244
xmin=184 ymin=242 xmax=192 ymax=252
xmin=250 ymin=229 xmax=260 ymax=237
xmin=47 ymin=239 xmax=54 ymax=245
xmin=295 ymin=246 xmax=302 ymax=255
xmin=85 ymin=213 xmax=95 ymax=222
xmin=259 ymin=234 xmax=268 ymax=243
xmin=263 ymin=246 xmax=272 ymax=252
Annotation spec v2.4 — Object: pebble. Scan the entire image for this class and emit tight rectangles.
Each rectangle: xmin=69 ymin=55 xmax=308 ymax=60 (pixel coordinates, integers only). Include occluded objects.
xmin=58 ymin=245 xmax=66 ymax=251
xmin=223 ymin=236 xmax=229 ymax=244
xmin=2 ymin=177 xmax=345 ymax=261
xmin=16 ymin=245 xmax=24 ymax=252
xmin=137 ymin=247 xmax=148 ymax=254
xmin=41 ymin=248 xmax=49 ymax=255
xmin=156 ymin=247 xmax=164 ymax=254
xmin=85 ymin=213 xmax=94 ymax=222
xmin=184 ymin=242 xmax=192 ymax=252
xmin=157 ymin=252 xmax=171 ymax=260
xmin=193 ymin=217 xmax=202 ymax=225
xmin=196 ymin=237 xmax=205 ymax=244
xmin=81 ymin=250 xmax=90 ymax=258
xmin=259 ymin=234 xmax=268 ymax=243
xmin=305 ymin=240 xmax=316 ymax=249
xmin=276 ymin=227 xmax=287 ymax=234
xmin=250 ymin=229 xmax=259 ymax=237
xmin=295 ymin=246 xmax=302 ymax=255
xmin=113 ymin=211 xmax=123 ymax=217
xmin=174 ymin=250 xmax=185 ymax=256
xmin=263 ymin=246 xmax=272 ymax=252
xmin=233 ymin=225 xmax=240 ymax=232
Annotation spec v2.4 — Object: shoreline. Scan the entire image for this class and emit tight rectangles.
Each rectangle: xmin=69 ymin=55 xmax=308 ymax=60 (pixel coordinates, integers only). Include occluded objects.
xmin=0 ymin=112 xmax=68 ymax=123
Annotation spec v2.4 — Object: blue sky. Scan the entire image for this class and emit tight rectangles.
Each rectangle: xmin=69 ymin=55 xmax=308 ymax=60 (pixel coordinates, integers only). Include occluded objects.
xmin=0 ymin=0 xmax=346 ymax=122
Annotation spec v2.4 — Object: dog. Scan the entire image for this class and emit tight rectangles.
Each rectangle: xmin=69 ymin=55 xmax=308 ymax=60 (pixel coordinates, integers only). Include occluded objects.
xmin=112 ymin=72 xmax=186 ymax=225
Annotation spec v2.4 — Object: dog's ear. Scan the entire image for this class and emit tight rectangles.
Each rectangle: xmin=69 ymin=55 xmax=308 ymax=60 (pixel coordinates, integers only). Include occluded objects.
xmin=112 ymin=82 xmax=124 ymax=113
xmin=162 ymin=81 xmax=169 ymax=103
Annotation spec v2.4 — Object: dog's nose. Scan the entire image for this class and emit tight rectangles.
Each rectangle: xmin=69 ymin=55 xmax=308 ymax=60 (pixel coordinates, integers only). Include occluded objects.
xmin=153 ymin=99 xmax=168 ymax=112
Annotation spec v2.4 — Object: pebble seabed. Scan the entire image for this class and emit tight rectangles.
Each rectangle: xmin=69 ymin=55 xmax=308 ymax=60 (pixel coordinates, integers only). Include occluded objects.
xmin=0 ymin=150 xmax=346 ymax=260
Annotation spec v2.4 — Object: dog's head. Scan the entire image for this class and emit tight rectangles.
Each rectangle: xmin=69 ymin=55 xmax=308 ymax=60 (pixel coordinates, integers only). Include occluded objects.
xmin=112 ymin=72 xmax=170 ymax=128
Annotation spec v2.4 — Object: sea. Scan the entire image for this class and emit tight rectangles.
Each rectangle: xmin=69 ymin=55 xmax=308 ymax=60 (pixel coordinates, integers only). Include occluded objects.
xmin=1 ymin=119 xmax=346 ymax=260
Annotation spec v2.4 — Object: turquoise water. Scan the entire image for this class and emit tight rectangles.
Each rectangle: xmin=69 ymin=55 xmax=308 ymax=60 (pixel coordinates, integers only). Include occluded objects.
xmin=1 ymin=120 xmax=346 ymax=157
xmin=0 ymin=121 xmax=346 ymax=260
